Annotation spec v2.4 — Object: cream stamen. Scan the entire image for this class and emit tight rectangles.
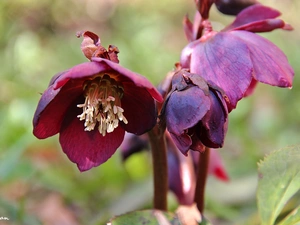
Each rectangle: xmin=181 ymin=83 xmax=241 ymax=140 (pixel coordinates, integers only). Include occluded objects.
xmin=77 ymin=75 xmax=127 ymax=136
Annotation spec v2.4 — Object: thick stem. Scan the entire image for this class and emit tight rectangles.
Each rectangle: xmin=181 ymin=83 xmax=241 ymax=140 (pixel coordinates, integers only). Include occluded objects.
xmin=148 ymin=124 xmax=168 ymax=210
xmin=194 ymin=147 xmax=210 ymax=213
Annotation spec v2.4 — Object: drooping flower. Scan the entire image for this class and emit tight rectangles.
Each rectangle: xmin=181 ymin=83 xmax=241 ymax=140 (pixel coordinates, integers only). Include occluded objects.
xmin=181 ymin=4 xmax=294 ymax=111
xmin=119 ymin=131 xmax=228 ymax=205
xmin=33 ymin=31 xmax=163 ymax=171
xmin=160 ymin=69 xmax=228 ymax=155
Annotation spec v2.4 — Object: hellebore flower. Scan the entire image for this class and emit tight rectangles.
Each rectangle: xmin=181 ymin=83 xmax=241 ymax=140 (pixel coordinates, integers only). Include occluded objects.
xmin=119 ymin=131 xmax=228 ymax=205
xmin=160 ymin=70 xmax=228 ymax=155
xmin=33 ymin=31 xmax=163 ymax=171
xmin=181 ymin=4 xmax=294 ymax=111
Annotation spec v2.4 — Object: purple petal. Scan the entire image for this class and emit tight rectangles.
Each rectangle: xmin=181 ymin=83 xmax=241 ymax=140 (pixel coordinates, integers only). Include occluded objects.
xmin=121 ymin=82 xmax=157 ymax=135
xmin=59 ymin=98 xmax=125 ymax=171
xmin=166 ymin=86 xmax=210 ymax=135
xmin=33 ymin=80 xmax=84 ymax=139
xmin=243 ymin=78 xmax=258 ymax=97
xmin=183 ymin=15 xmax=194 ymax=42
xmin=119 ymin=133 xmax=149 ymax=161
xmin=190 ymin=32 xmax=253 ymax=110
xmin=167 ymin=134 xmax=195 ymax=205
xmin=165 ymin=86 xmax=210 ymax=154
xmin=229 ymin=19 xmax=286 ymax=33
xmin=198 ymin=90 xmax=228 ymax=148
xmin=169 ymin=132 xmax=192 ymax=156
xmin=224 ymin=4 xmax=281 ymax=31
xmin=180 ymin=41 xmax=199 ymax=69
xmin=232 ymin=31 xmax=294 ymax=87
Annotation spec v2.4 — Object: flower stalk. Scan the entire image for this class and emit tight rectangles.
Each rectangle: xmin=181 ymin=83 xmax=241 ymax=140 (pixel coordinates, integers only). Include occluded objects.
xmin=194 ymin=147 xmax=210 ymax=212
xmin=148 ymin=123 xmax=168 ymax=210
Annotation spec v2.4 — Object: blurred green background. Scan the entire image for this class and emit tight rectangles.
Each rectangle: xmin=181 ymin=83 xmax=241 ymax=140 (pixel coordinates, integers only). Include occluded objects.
xmin=0 ymin=0 xmax=299 ymax=224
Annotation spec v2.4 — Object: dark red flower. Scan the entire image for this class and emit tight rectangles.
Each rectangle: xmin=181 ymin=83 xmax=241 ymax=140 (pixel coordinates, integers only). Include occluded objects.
xmin=33 ymin=32 xmax=163 ymax=172
xmin=160 ymin=70 xmax=228 ymax=155
xmin=181 ymin=4 xmax=294 ymax=111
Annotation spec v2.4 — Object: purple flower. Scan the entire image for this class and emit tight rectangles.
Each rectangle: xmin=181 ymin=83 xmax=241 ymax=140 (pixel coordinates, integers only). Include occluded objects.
xmin=181 ymin=4 xmax=294 ymax=111
xmin=160 ymin=70 xmax=228 ymax=155
xmin=33 ymin=31 xmax=163 ymax=172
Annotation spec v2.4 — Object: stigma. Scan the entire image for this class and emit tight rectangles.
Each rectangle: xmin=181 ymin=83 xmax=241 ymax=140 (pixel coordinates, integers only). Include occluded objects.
xmin=77 ymin=75 xmax=128 ymax=136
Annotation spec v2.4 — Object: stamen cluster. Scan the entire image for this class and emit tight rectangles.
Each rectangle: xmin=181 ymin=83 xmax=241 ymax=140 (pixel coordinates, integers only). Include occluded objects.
xmin=77 ymin=75 xmax=128 ymax=136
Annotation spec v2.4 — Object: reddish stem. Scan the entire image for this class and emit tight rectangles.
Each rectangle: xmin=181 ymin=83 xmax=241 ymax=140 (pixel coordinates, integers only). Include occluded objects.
xmin=148 ymin=124 xmax=168 ymax=210
xmin=194 ymin=147 xmax=210 ymax=212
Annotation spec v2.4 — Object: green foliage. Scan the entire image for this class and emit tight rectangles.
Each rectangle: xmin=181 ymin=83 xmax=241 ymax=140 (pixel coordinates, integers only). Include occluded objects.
xmin=107 ymin=209 xmax=211 ymax=225
xmin=108 ymin=210 xmax=182 ymax=225
xmin=257 ymin=145 xmax=300 ymax=225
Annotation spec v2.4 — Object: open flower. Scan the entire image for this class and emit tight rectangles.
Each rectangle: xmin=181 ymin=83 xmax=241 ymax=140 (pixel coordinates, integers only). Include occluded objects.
xmin=160 ymin=70 xmax=228 ymax=155
xmin=33 ymin=31 xmax=163 ymax=171
xmin=181 ymin=4 xmax=294 ymax=111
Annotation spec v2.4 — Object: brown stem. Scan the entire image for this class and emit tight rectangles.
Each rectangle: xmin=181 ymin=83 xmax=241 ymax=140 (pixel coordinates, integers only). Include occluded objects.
xmin=194 ymin=147 xmax=210 ymax=213
xmin=148 ymin=124 xmax=168 ymax=210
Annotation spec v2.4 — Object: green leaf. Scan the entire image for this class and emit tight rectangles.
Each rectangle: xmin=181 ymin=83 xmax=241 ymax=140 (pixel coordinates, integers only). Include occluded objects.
xmin=107 ymin=210 xmax=182 ymax=225
xmin=257 ymin=145 xmax=300 ymax=225
xmin=278 ymin=205 xmax=300 ymax=225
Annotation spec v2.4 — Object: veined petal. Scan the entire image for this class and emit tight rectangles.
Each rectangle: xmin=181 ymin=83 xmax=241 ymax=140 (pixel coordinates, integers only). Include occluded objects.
xmin=232 ymin=31 xmax=294 ymax=87
xmin=59 ymin=98 xmax=125 ymax=172
xmin=190 ymin=32 xmax=253 ymax=110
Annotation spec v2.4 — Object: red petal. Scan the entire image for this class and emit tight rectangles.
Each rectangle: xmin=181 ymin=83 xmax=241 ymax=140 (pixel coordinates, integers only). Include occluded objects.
xmin=53 ymin=61 xmax=111 ymax=89
xmin=209 ymin=149 xmax=229 ymax=181
xmin=33 ymin=80 xmax=83 ymax=139
xmin=121 ymin=82 xmax=157 ymax=135
xmin=59 ymin=98 xmax=125 ymax=171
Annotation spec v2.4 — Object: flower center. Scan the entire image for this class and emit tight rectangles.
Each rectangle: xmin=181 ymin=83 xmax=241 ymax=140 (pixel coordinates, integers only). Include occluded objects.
xmin=77 ymin=74 xmax=128 ymax=136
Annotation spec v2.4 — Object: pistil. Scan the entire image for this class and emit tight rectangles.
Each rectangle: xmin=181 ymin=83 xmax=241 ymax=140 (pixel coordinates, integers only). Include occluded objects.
xmin=77 ymin=75 xmax=128 ymax=136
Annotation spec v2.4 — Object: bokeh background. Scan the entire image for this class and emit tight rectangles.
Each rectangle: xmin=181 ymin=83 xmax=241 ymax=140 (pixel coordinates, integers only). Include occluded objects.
xmin=0 ymin=0 xmax=299 ymax=224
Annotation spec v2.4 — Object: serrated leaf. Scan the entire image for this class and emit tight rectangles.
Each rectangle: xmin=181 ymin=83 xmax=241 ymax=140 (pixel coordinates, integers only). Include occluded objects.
xmin=257 ymin=145 xmax=300 ymax=225
xmin=278 ymin=205 xmax=300 ymax=225
xmin=107 ymin=210 xmax=182 ymax=225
